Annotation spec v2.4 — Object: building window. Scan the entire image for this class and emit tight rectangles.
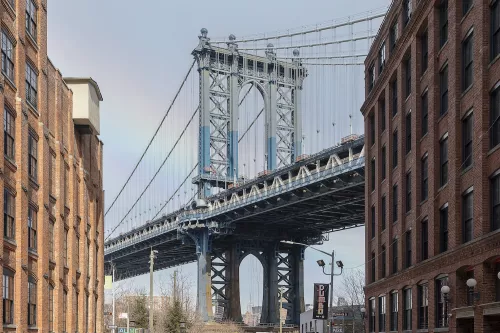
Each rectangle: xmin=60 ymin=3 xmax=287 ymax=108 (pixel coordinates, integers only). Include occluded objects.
xmin=393 ymin=130 xmax=398 ymax=168
xmin=49 ymin=221 xmax=54 ymax=261
xmin=371 ymin=158 xmax=376 ymax=192
xmin=421 ymin=155 xmax=428 ymax=201
xmin=463 ymin=0 xmax=472 ymax=16
xmin=3 ymin=268 xmax=14 ymax=324
xmin=421 ymin=91 xmax=428 ymax=137
xmin=379 ymin=42 xmax=386 ymax=73
xmin=4 ymin=189 xmax=15 ymax=239
xmin=418 ymin=284 xmax=429 ymax=329
xmin=390 ymin=21 xmax=398 ymax=52
xmin=405 ymin=57 xmax=411 ymax=98
xmin=440 ymin=65 xmax=448 ymax=116
xmin=439 ymin=0 xmax=448 ymax=47
xmin=380 ymin=99 xmax=386 ymax=132
xmin=421 ymin=30 xmax=428 ymax=73
xmin=406 ymin=112 xmax=411 ymax=154
xmin=405 ymin=230 xmax=412 ymax=268
xmin=392 ymin=238 xmax=398 ymax=274
xmin=381 ymin=245 xmax=386 ymax=278
xmin=25 ymin=62 xmax=38 ymax=108
xmin=491 ymin=0 xmax=500 ymax=60
xmin=492 ymin=172 xmax=500 ymax=231
xmin=490 ymin=85 xmax=500 ymax=148
xmin=406 ymin=172 xmax=411 ymax=212
xmin=393 ymin=184 xmax=398 ymax=223
xmin=64 ymin=229 xmax=69 ymax=266
xmin=463 ymin=32 xmax=474 ymax=91
xmin=1 ymin=30 xmax=14 ymax=81
xmin=63 ymin=290 xmax=67 ymax=333
xmin=26 ymin=0 xmax=37 ymax=41
xmin=369 ymin=298 xmax=375 ymax=332
xmin=28 ymin=276 xmax=36 ymax=326
xmin=76 ymin=235 xmax=80 ymax=269
xmin=403 ymin=288 xmax=412 ymax=330
xmin=379 ymin=295 xmax=386 ymax=332
xmin=49 ymin=284 xmax=54 ymax=333
xmin=49 ymin=153 xmax=55 ymax=196
xmin=4 ymin=106 xmax=15 ymax=160
xmin=403 ymin=0 xmax=412 ymax=26
xmin=371 ymin=251 xmax=376 ymax=282
xmin=371 ymin=205 xmax=376 ymax=239
xmin=28 ymin=131 xmax=37 ymax=180
xmin=463 ymin=112 xmax=473 ymax=169
xmin=440 ymin=136 xmax=448 ymax=187
xmin=368 ymin=64 xmax=375 ymax=93
xmin=370 ymin=113 xmax=375 ymax=146
xmin=381 ymin=195 xmax=387 ymax=231
xmin=436 ymin=277 xmax=449 ymax=328
xmin=390 ymin=291 xmax=398 ymax=331
xmin=439 ymin=205 xmax=449 ymax=253
xmin=64 ymin=166 xmax=69 ymax=206
xmin=75 ymin=290 xmax=79 ymax=332
xmin=463 ymin=189 xmax=474 ymax=243
xmin=392 ymin=80 xmax=398 ymax=117
xmin=382 ymin=145 xmax=386 ymax=180
xmin=28 ymin=206 xmax=37 ymax=251
xmin=421 ymin=219 xmax=428 ymax=261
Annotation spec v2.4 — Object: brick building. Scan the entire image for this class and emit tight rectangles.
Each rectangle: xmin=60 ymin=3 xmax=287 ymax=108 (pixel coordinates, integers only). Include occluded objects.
xmin=361 ymin=0 xmax=500 ymax=332
xmin=1 ymin=1 xmax=104 ymax=333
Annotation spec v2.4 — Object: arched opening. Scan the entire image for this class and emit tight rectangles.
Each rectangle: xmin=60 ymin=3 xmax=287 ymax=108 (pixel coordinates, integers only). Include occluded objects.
xmin=239 ymin=253 xmax=264 ymax=326
xmin=238 ymin=81 xmax=266 ymax=180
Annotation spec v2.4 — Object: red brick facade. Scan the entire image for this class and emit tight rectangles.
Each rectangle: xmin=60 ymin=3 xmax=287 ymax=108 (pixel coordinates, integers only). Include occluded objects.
xmin=361 ymin=0 xmax=500 ymax=332
xmin=0 ymin=1 xmax=104 ymax=333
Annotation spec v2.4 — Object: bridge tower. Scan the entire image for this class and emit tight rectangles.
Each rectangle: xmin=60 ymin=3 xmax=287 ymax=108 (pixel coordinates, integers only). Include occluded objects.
xmin=192 ymin=28 xmax=307 ymax=198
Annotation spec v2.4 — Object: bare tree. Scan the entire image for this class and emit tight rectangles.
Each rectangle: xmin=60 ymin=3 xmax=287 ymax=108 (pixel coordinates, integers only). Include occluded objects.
xmin=336 ymin=268 xmax=365 ymax=333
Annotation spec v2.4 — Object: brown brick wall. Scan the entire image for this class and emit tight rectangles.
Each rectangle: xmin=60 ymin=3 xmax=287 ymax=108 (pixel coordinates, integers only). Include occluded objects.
xmin=0 ymin=1 xmax=104 ymax=333
xmin=361 ymin=0 xmax=500 ymax=332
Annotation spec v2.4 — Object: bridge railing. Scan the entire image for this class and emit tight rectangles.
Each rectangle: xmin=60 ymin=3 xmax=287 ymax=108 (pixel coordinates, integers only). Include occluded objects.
xmin=178 ymin=156 xmax=365 ymax=222
xmin=105 ymin=155 xmax=365 ymax=255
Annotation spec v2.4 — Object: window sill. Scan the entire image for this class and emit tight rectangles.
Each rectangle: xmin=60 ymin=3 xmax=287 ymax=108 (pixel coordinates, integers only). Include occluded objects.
xmin=417 ymin=329 xmax=429 ymax=333
xmin=461 ymin=5 xmax=474 ymax=23
xmin=419 ymin=132 xmax=428 ymax=142
xmin=434 ymin=328 xmax=449 ymax=332
xmin=437 ymin=111 xmax=448 ymax=124
xmin=488 ymin=143 xmax=500 ymax=156
xmin=437 ymin=183 xmax=448 ymax=194
xmin=28 ymin=248 xmax=38 ymax=259
xmin=29 ymin=176 xmax=40 ymax=190
xmin=4 ymin=237 xmax=17 ymax=248
xmin=2 ymin=73 xmax=17 ymax=91
xmin=420 ymin=198 xmax=428 ymax=206
xmin=28 ymin=326 xmax=39 ymax=330
xmin=437 ymin=40 xmax=449 ymax=58
xmin=4 ymin=156 xmax=17 ymax=172
xmin=461 ymin=164 xmax=473 ymax=176
xmin=26 ymin=32 xmax=39 ymax=51
xmin=489 ymin=53 xmax=500 ymax=68
xmin=3 ymin=324 xmax=17 ymax=329
xmin=461 ymin=84 xmax=473 ymax=99
xmin=26 ymin=101 xmax=39 ymax=118
xmin=1 ymin=0 xmax=15 ymax=19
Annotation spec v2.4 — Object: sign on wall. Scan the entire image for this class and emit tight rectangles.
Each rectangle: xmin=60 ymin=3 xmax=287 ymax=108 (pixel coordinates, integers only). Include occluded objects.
xmin=312 ymin=283 xmax=329 ymax=320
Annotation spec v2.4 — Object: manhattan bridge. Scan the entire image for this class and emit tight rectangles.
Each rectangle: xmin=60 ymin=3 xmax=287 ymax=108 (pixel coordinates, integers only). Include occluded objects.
xmin=104 ymin=7 xmax=386 ymax=326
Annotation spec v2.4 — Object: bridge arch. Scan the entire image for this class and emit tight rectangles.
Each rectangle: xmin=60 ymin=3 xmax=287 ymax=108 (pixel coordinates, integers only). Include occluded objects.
xmin=239 ymin=252 xmax=265 ymax=325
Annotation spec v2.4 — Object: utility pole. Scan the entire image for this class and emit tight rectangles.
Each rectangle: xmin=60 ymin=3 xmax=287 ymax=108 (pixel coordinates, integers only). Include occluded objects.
xmin=329 ymin=250 xmax=334 ymax=333
xmin=149 ymin=248 xmax=158 ymax=333
xmin=112 ymin=263 xmax=116 ymax=333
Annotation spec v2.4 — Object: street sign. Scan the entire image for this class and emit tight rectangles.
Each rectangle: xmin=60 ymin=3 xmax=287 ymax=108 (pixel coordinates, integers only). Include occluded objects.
xmin=108 ymin=325 xmax=117 ymax=329
xmin=312 ymin=283 xmax=329 ymax=320
xmin=331 ymin=327 xmax=343 ymax=333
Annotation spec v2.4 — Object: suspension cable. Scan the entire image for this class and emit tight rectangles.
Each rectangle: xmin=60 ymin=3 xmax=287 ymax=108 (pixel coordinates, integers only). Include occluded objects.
xmin=104 ymin=60 xmax=196 ymax=217
xmin=105 ymin=106 xmax=199 ymax=241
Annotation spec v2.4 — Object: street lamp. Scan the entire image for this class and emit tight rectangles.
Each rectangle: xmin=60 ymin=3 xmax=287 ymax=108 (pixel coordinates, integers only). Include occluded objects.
xmin=498 ymin=271 xmax=500 ymax=280
xmin=360 ymin=307 xmax=366 ymax=319
xmin=441 ymin=285 xmax=450 ymax=327
xmin=466 ymin=278 xmax=478 ymax=305
xmin=281 ymin=240 xmax=343 ymax=333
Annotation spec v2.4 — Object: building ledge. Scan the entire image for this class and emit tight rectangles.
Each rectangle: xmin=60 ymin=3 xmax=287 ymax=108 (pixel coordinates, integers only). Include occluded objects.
xmin=479 ymin=302 xmax=500 ymax=316
xmin=434 ymin=328 xmax=449 ymax=332
xmin=453 ymin=306 xmax=474 ymax=319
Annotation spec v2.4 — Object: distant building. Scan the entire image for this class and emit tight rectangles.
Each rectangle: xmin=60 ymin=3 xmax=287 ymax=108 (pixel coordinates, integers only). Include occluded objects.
xmin=300 ymin=305 xmax=364 ymax=333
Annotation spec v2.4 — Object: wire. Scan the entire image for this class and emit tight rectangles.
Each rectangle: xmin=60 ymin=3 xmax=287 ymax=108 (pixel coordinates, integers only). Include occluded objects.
xmin=105 ymin=106 xmax=199 ymax=241
xmin=104 ymin=60 xmax=196 ymax=217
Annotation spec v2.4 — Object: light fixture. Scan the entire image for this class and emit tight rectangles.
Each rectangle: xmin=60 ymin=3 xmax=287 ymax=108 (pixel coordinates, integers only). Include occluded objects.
xmin=466 ymin=278 xmax=477 ymax=288
xmin=497 ymin=271 xmax=500 ymax=280
xmin=441 ymin=285 xmax=450 ymax=294
xmin=336 ymin=260 xmax=344 ymax=268
xmin=360 ymin=307 xmax=366 ymax=319
xmin=317 ymin=259 xmax=326 ymax=267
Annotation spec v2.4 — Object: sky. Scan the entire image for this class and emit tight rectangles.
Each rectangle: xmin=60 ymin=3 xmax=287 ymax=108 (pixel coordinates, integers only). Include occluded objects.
xmin=47 ymin=0 xmax=391 ymax=313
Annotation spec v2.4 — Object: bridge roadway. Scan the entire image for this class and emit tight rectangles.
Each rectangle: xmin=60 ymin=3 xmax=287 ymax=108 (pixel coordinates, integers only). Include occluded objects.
xmin=104 ymin=135 xmax=365 ymax=324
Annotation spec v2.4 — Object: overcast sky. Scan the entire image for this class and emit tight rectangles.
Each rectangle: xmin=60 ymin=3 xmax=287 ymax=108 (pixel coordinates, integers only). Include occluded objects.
xmin=48 ymin=0 xmax=391 ymax=314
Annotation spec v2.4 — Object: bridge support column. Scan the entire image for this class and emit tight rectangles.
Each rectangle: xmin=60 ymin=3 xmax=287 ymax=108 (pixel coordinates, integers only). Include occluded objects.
xmin=261 ymin=245 xmax=279 ymax=324
xmin=291 ymin=245 xmax=305 ymax=324
xmin=228 ymin=55 xmax=239 ymax=180
xmin=194 ymin=229 xmax=213 ymax=321
xmin=267 ymin=68 xmax=277 ymax=171
xmin=227 ymin=244 xmax=242 ymax=321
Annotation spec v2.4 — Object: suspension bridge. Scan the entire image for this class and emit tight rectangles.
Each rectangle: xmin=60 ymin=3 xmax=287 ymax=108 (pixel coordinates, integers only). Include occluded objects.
xmin=104 ymin=8 xmax=386 ymax=326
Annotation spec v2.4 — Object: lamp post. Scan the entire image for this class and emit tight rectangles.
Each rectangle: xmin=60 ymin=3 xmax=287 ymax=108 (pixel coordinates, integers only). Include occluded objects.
xmin=360 ymin=307 xmax=366 ymax=333
xmin=179 ymin=321 xmax=186 ymax=333
xmin=149 ymin=248 xmax=158 ymax=333
xmin=466 ymin=278 xmax=478 ymax=305
xmin=441 ymin=285 xmax=450 ymax=328
xmin=281 ymin=241 xmax=344 ymax=333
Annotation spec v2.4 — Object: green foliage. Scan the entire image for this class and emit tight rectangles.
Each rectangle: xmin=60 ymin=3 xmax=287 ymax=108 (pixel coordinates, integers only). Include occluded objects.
xmin=163 ymin=298 xmax=187 ymax=333
xmin=130 ymin=294 xmax=149 ymax=329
